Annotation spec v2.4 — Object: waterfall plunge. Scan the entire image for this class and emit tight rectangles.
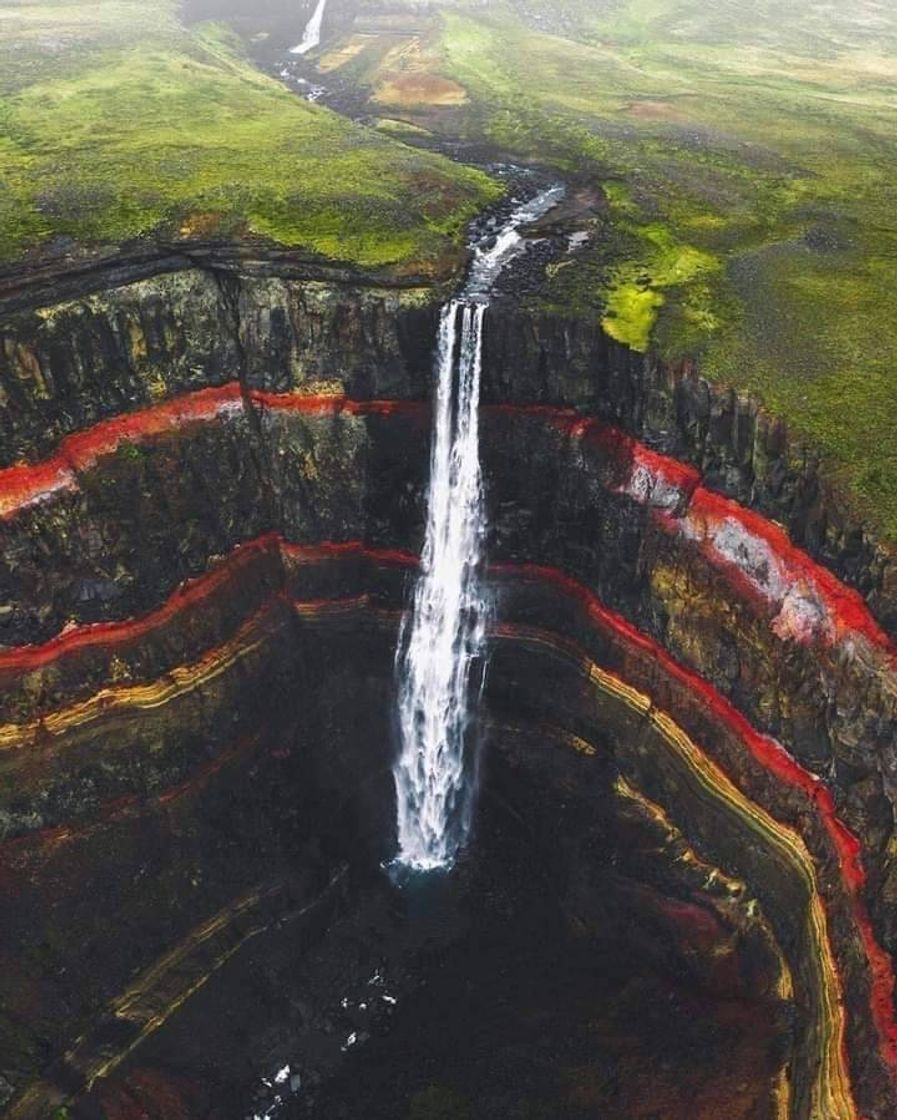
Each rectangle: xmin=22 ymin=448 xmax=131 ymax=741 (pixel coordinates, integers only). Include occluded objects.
xmin=393 ymin=184 xmax=565 ymax=872
xmin=290 ymin=0 xmax=328 ymax=55
xmin=393 ymin=300 xmax=488 ymax=871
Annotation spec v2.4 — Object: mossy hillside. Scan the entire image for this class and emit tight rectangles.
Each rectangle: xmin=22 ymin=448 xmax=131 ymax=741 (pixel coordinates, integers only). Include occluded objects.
xmin=336 ymin=1 xmax=897 ymax=538
xmin=0 ymin=0 xmax=184 ymax=93
xmin=0 ymin=0 xmax=500 ymax=272
xmin=569 ymin=0 xmax=897 ymax=55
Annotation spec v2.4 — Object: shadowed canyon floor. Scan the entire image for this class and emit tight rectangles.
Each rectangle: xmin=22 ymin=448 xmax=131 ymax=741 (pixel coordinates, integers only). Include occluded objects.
xmin=79 ymin=755 xmax=790 ymax=1120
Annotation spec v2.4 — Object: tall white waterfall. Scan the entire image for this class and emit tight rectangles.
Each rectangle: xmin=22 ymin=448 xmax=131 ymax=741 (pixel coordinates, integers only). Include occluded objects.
xmin=393 ymin=301 xmax=487 ymax=871
xmin=393 ymin=184 xmax=564 ymax=872
xmin=290 ymin=0 xmax=328 ymax=55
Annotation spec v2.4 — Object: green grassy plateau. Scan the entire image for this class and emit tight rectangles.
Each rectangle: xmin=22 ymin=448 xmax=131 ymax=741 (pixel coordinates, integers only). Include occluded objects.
xmin=0 ymin=0 xmax=499 ymax=272
xmin=336 ymin=0 xmax=897 ymax=539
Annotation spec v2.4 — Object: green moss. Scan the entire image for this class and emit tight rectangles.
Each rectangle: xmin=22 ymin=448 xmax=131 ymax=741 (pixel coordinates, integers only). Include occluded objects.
xmin=116 ymin=441 xmax=145 ymax=463
xmin=602 ymin=275 xmax=664 ymax=350
xmin=375 ymin=117 xmax=433 ymax=138
xmin=601 ymin=219 xmax=721 ymax=350
xmin=0 ymin=1 xmax=499 ymax=271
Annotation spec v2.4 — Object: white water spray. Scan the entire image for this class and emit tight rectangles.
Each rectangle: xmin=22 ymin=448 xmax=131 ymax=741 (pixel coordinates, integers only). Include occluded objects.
xmin=290 ymin=0 xmax=328 ymax=55
xmin=393 ymin=184 xmax=565 ymax=872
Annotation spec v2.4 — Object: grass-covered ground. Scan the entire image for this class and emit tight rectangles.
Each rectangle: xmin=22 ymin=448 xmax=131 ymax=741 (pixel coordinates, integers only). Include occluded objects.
xmin=330 ymin=0 xmax=897 ymax=538
xmin=0 ymin=0 xmax=499 ymax=273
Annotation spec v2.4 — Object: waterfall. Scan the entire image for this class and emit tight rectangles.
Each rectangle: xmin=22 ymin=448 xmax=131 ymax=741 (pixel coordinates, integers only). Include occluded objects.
xmin=393 ymin=184 xmax=565 ymax=872
xmin=290 ymin=0 xmax=328 ymax=55
xmin=393 ymin=300 xmax=488 ymax=871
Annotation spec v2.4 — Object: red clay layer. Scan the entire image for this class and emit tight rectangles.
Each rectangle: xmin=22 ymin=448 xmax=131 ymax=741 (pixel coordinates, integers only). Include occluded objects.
xmin=0 ymin=536 xmax=414 ymax=686
xmin=0 ymin=386 xmax=427 ymax=520
xmin=0 ymin=530 xmax=284 ymax=677
xmin=681 ymin=488 xmax=890 ymax=651
xmin=492 ymin=405 xmax=890 ymax=655
xmin=0 ymin=529 xmax=893 ymax=1079
xmin=1 ymin=385 xmax=889 ymax=659
xmin=0 ymin=384 xmax=242 ymax=518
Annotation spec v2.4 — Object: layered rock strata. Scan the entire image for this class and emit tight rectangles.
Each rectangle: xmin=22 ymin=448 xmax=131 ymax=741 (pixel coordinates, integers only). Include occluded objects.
xmin=2 ymin=269 xmax=893 ymax=625
xmin=1 ymin=274 xmax=896 ymax=1118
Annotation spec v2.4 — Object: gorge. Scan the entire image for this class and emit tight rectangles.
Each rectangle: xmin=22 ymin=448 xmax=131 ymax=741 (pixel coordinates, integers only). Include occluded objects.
xmin=1 ymin=240 xmax=896 ymax=1119
xmin=3 ymin=3 xmax=897 ymax=1119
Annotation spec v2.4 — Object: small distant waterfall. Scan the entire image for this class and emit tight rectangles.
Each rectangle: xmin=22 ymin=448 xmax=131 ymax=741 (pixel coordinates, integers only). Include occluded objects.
xmin=290 ymin=0 xmax=328 ymax=55
xmin=393 ymin=184 xmax=565 ymax=872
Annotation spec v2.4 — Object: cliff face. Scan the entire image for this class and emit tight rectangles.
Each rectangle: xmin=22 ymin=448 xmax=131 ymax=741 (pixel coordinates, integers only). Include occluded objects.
xmin=482 ymin=308 xmax=897 ymax=632
xmin=1 ymin=262 xmax=896 ymax=1120
xmin=5 ymin=272 xmax=890 ymax=626
xmin=0 ymin=267 xmax=439 ymax=467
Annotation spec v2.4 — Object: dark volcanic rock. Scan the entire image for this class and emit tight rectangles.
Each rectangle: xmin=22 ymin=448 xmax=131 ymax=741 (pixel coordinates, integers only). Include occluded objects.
xmin=1 ymin=261 xmax=896 ymax=1120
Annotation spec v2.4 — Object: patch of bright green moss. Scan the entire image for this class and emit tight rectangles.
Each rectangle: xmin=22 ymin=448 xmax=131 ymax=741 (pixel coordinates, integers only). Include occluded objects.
xmin=602 ymin=220 xmax=721 ymax=350
xmin=602 ymin=277 xmax=664 ymax=350
xmin=374 ymin=117 xmax=433 ymax=138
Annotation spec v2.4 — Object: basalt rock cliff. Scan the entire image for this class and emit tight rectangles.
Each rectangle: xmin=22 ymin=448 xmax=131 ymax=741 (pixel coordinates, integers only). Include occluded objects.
xmin=1 ymin=254 xmax=896 ymax=1120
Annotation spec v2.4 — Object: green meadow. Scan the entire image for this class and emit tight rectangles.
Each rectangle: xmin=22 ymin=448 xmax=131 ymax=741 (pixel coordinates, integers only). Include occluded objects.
xmin=0 ymin=0 xmax=498 ymax=272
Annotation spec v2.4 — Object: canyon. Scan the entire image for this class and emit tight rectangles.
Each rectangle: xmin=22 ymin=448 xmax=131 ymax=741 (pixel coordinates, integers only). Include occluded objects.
xmin=4 ymin=0 xmax=897 ymax=1114
xmin=0 ymin=239 xmax=895 ymax=1119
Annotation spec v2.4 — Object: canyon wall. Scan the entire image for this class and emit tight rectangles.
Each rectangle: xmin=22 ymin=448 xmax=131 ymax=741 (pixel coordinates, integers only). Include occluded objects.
xmin=4 ymin=267 xmax=891 ymax=627
xmin=1 ymin=262 xmax=896 ymax=1119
